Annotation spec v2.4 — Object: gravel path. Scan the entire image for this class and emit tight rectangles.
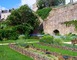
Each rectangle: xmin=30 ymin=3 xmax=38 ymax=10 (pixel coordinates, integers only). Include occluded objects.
xmin=63 ymin=42 xmax=77 ymax=45
xmin=63 ymin=42 xmax=71 ymax=44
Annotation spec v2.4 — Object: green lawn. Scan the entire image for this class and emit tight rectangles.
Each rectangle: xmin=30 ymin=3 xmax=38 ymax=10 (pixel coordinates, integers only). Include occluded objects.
xmin=32 ymin=43 xmax=77 ymax=56
xmin=63 ymin=43 xmax=77 ymax=48
xmin=0 ymin=39 xmax=39 ymax=43
xmin=0 ymin=40 xmax=15 ymax=43
xmin=0 ymin=45 xmax=33 ymax=60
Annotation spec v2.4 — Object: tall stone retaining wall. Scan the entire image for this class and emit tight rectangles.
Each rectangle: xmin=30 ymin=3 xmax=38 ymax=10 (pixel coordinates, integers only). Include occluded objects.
xmin=43 ymin=3 xmax=77 ymax=35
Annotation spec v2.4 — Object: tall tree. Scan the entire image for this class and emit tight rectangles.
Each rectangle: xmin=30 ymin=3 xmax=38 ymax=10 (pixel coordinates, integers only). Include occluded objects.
xmin=6 ymin=5 xmax=39 ymax=34
xmin=37 ymin=0 xmax=65 ymax=9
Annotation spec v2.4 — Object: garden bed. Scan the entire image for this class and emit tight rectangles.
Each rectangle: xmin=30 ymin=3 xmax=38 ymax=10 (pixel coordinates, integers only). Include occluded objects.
xmin=40 ymin=43 xmax=77 ymax=52
xmin=9 ymin=44 xmax=57 ymax=60
xmin=30 ymin=43 xmax=77 ymax=57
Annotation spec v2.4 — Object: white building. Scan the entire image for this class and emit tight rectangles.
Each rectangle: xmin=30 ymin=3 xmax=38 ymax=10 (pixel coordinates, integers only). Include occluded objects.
xmin=65 ymin=0 xmax=77 ymax=4
xmin=0 ymin=10 xmax=11 ymax=20
xmin=32 ymin=3 xmax=38 ymax=12
xmin=0 ymin=10 xmax=1 ymax=20
xmin=1 ymin=12 xmax=11 ymax=20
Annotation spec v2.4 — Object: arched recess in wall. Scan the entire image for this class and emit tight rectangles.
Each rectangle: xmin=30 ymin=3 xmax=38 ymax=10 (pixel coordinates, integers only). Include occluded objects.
xmin=53 ymin=29 xmax=60 ymax=35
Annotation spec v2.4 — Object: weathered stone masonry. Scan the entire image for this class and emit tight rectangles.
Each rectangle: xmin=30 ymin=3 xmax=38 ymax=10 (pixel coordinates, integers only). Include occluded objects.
xmin=43 ymin=3 xmax=77 ymax=35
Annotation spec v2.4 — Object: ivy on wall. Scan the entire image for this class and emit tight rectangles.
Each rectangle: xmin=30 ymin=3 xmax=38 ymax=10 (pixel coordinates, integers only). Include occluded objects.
xmin=63 ymin=20 xmax=77 ymax=30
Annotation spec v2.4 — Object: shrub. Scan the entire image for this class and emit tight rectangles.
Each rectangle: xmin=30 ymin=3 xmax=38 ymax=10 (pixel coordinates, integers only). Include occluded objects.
xmin=25 ymin=33 xmax=30 ymax=39
xmin=0 ymin=29 xmax=19 ymax=40
xmin=40 ymin=35 xmax=53 ymax=44
xmin=8 ymin=32 xmax=19 ymax=40
xmin=53 ymin=38 xmax=63 ymax=45
xmin=18 ymin=35 xmax=25 ymax=40
xmin=12 ymin=24 xmax=33 ymax=34
xmin=30 ymin=36 xmax=39 ymax=39
xmin=36 ymin=7 xmax=52 ymax=19
xmin=16 ymin=39 xmax=25 ymax=44
xmin=63 ymin=33 xmax=77 ymax=42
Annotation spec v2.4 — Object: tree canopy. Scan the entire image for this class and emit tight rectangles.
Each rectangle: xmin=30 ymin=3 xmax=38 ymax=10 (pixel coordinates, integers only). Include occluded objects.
xmin=7 ymin=5 xmax=39 ymax=26
xmin=0 ymin=5 xmax=39 ymax=40
xmin=37 ymin=0 xmax=65 ymax=9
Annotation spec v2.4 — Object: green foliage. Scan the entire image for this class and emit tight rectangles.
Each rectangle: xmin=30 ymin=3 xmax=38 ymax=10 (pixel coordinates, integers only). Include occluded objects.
xmin=0 ymin=21 xmax=9 ymax=29
xmin=16 ymin=39 xmax=26 ymax=45
xmin=0 ymin=29 xmax=19 ymax=41
xmin=0 ymin=5 xmax=39 ymax=40
xmin=7 ymin=5 xmax=39 ymax=27
xmin=40 ymin=35 xmax=53 ymax=44
xmin=36 ymin=7 xmax=52 ymax=19
xmin=37 ymin=0 xmax=46 ymax=9
xmin=40 ymin=34 xmax=63 ymax=45
xmin=25 ymin=33 xmax=30 ymax=39
xmin=53 ymin=38 xmax=63 ymax=45
xmin=30 ymin=36 xmax=39 ymax=39
xmin=37 ymin=0 xmax=65 ymax=9
xmin=54 ymin=0 xmax=65 ymax=5
xmin=33 ymin=43 xmax=77 ymax=56
xmin=63 ymin=20 xmax=77 ymax=30
xmin=63 ymin=44 xmax=77 ymax=48
xmin=0 ymin=46 xmax=33 ymax=60
xmin=7 ymin=5 xmax=39 ymax=33
xmin=18 ymin=35 xmax=25 ymax=40
xmin=63 ymin=33 xmax=77 ymax=42
xmin=12 ymin=23 xmax=33 ymax=34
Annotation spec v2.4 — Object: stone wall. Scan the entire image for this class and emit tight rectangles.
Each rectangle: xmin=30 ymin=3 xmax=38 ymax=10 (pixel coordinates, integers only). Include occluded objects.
xmin=43 ymin=3 xmax=77 ymax=35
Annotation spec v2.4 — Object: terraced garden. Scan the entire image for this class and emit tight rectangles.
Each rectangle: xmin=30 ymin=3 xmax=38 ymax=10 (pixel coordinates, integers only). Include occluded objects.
xmin=30 ymin=43 xmax=77 ymax=56
xmin=0 ymin=45 xmax=33 ymax=60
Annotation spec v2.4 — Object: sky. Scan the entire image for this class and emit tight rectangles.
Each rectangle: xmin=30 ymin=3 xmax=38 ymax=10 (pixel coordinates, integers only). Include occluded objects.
xmin=0 ymin=0 xmax=77 ymax=10
xmin=0 ymin=0 xmax=36 ymax=10
xmin=21 ymin=0 xmax=36 ymax=8
xmin=0 ymin=0 xmax=21 ymax=10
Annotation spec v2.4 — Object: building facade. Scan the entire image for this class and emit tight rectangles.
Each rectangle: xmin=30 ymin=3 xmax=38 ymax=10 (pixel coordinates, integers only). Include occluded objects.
xmin=0 ymin=10 xmax=11 ymax=20
xmin=32 ymin=3 xmax=38 ymax=12
xmin=65 ymin=0 xmax=75 ymax=4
